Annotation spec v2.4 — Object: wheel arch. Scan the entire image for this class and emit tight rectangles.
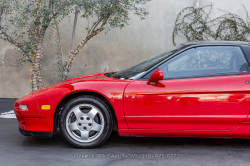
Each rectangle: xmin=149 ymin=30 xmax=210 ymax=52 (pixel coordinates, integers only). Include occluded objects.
xmin=53 ymin=91 xmax=118 ymax=133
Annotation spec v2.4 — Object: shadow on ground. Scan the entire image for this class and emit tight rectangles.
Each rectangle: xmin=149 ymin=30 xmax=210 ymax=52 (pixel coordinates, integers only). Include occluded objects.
xmin=20 ymin=130 xmax=250 ymax=149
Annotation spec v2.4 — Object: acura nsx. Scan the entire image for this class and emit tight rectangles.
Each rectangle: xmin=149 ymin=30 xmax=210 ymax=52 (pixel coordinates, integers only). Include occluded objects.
xmin=14 ymin=41 xmax=250 ymax=148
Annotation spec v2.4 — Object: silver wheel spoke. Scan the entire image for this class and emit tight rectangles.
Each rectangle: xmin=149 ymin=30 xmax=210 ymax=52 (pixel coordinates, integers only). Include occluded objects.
xmin=66 ymin=104 xmax=105 ymax=143
xmin=73 ymin=107 xmax=83 ymax=118
xmin=87 ymin=107 xmax=98 ymax=119
xmin=80 ymin=131 xmax=89 ymax=140
xmin=68 ymin=122 xmax=78 ymax=131
xmin=91 ymin=122 xmax=102 ymax=132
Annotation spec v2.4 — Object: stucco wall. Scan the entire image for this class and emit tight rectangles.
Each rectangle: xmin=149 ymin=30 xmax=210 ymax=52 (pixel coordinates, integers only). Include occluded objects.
xmin=1 ymin=0 xmax=250 ymax=98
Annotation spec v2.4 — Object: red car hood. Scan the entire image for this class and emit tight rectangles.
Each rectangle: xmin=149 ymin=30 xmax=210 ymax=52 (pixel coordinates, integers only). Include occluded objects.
xmin=59 ymin=73 xmax=107 ymax=84
xmin=35 ymin=72 xmax=128 ymax=93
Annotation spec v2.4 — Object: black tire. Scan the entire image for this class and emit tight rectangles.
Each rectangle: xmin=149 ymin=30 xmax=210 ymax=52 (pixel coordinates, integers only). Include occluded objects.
xmin=59 ymin=96 xmax=113 ymax=148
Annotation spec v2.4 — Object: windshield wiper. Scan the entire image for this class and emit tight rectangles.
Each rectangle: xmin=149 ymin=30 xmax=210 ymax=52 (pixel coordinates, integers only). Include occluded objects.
xmin=109 ymin=72 xmax=114 ymax=78
xmin=107 ymin=72 xmax=118 ymax=78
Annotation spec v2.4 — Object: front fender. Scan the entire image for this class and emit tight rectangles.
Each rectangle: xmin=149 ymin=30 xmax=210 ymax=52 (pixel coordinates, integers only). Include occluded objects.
xmin=35 ymin=80 xmax=131 ymax=129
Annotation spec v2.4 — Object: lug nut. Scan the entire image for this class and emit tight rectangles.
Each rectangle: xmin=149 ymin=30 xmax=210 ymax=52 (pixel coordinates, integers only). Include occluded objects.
xmin=83 ymin=127 xmax=87 ymax=130
xmin=86 ymin=117 xmax=90 ymax=120
xmin=88 ymin=123 xmax=92 ymax=126
xmin=78 ymin=123 xmax=82 ymax=126
xmin=80 ymin=117 xmax=84 ymax=120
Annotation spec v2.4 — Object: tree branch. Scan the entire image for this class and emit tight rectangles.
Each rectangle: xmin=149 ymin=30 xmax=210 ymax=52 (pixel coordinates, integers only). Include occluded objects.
xmin=47 ymin=2 xmax=71 ymax=24
xmin=88 ymin=19 xmax=102 ymax=35
xmin=0 ymin=0 xmax=5 ymax=21
xmin=0 ymin=31 xmax=32 ymax=62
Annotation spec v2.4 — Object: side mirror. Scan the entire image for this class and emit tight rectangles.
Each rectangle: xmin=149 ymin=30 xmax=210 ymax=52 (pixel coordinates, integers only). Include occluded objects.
xmin=147 ymin=69 xmax=164 ymax=85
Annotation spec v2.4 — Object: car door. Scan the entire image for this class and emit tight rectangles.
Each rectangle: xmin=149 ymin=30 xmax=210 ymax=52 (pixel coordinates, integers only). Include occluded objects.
xmin=124 ymin=46 xmax=250 ymax=130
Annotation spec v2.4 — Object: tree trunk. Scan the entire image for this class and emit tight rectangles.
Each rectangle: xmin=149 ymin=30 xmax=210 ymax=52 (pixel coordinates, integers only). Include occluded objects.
xmin=71 ymin=8 xmax=79 ymax=50
xmin=31 ymin=26 xmax=47 ymax=91
xmin=62 ymin=26 xmax=104 ymax=81
xmin=54 ymin=18 xmax=64 ymax=80
xmin=60 ymin=8 xmax=79 ymax=81
xmin=62 ymin=13 xmax=110 ymax=81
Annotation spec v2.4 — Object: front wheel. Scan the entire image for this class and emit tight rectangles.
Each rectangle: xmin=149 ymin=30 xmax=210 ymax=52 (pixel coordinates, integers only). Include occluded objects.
xmin=59 ymin=96 xmax=113 ymax=148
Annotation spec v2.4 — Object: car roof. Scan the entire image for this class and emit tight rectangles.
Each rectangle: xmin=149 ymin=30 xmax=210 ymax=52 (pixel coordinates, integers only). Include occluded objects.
xmin=181 ymin=41 xmax=250 ymax=46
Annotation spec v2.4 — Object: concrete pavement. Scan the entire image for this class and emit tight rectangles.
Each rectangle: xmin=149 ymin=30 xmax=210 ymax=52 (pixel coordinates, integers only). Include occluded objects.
xmin=0 ymin=98 xmax=16 ymax=113
xmin=1 ymin=99 xmax=250 ymax=166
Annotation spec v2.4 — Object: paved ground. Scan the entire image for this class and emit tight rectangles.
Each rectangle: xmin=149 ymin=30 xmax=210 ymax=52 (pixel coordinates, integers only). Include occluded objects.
xmin=0 ymin=98 xmax=16 ymax=113
xmin=1 ymin=99 xmax=250 ymax=166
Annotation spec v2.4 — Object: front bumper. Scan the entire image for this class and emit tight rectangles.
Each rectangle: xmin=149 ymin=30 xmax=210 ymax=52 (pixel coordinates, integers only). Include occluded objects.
xmin=15 ymin=114 xmax=53 ymax=132
xmin=14 ymin=92 xmax=54 ymax=133
xmin=19 ymin=128 xmax=52 ymax=138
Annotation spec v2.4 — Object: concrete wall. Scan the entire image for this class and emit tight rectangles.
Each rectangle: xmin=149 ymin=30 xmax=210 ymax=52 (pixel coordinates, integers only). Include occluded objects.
xmin=1 ymin=0 xmax=250 ymax=98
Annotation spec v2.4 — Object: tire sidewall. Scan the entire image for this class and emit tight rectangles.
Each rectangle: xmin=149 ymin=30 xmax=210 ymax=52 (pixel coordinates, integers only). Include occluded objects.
xmin=59 ymin=96 xmax=113 ymax=148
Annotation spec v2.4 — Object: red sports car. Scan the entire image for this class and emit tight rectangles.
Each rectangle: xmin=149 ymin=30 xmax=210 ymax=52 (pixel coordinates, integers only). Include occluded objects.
xmin=14 ymin=41 xmax=250 ymax=148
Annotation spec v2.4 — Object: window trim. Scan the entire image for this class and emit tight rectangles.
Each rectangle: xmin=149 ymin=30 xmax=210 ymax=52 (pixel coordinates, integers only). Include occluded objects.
xmin=138 ymin=45 xmax=250 ymax=81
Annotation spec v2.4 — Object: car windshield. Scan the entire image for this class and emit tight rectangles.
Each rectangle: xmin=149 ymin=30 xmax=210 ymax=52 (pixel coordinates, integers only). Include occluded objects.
xmin=113 ymin=45 xmax=186 ymax=79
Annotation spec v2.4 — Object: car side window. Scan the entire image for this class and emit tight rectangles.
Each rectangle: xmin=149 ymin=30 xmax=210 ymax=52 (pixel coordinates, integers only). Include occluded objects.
xmin=159 ymin=46 xmax=247 ymax=79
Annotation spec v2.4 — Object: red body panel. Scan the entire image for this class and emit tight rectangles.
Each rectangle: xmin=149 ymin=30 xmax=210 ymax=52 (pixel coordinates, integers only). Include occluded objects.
xmin=124 ymin=75 xmax=250 ymax=130
xmin=119 ymin=122 xmax=250 ymax=138
xmin=13 ymin=72 xmax=250 ymax=139
xmin=16 ymin=115 xmax=53 ymax=132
